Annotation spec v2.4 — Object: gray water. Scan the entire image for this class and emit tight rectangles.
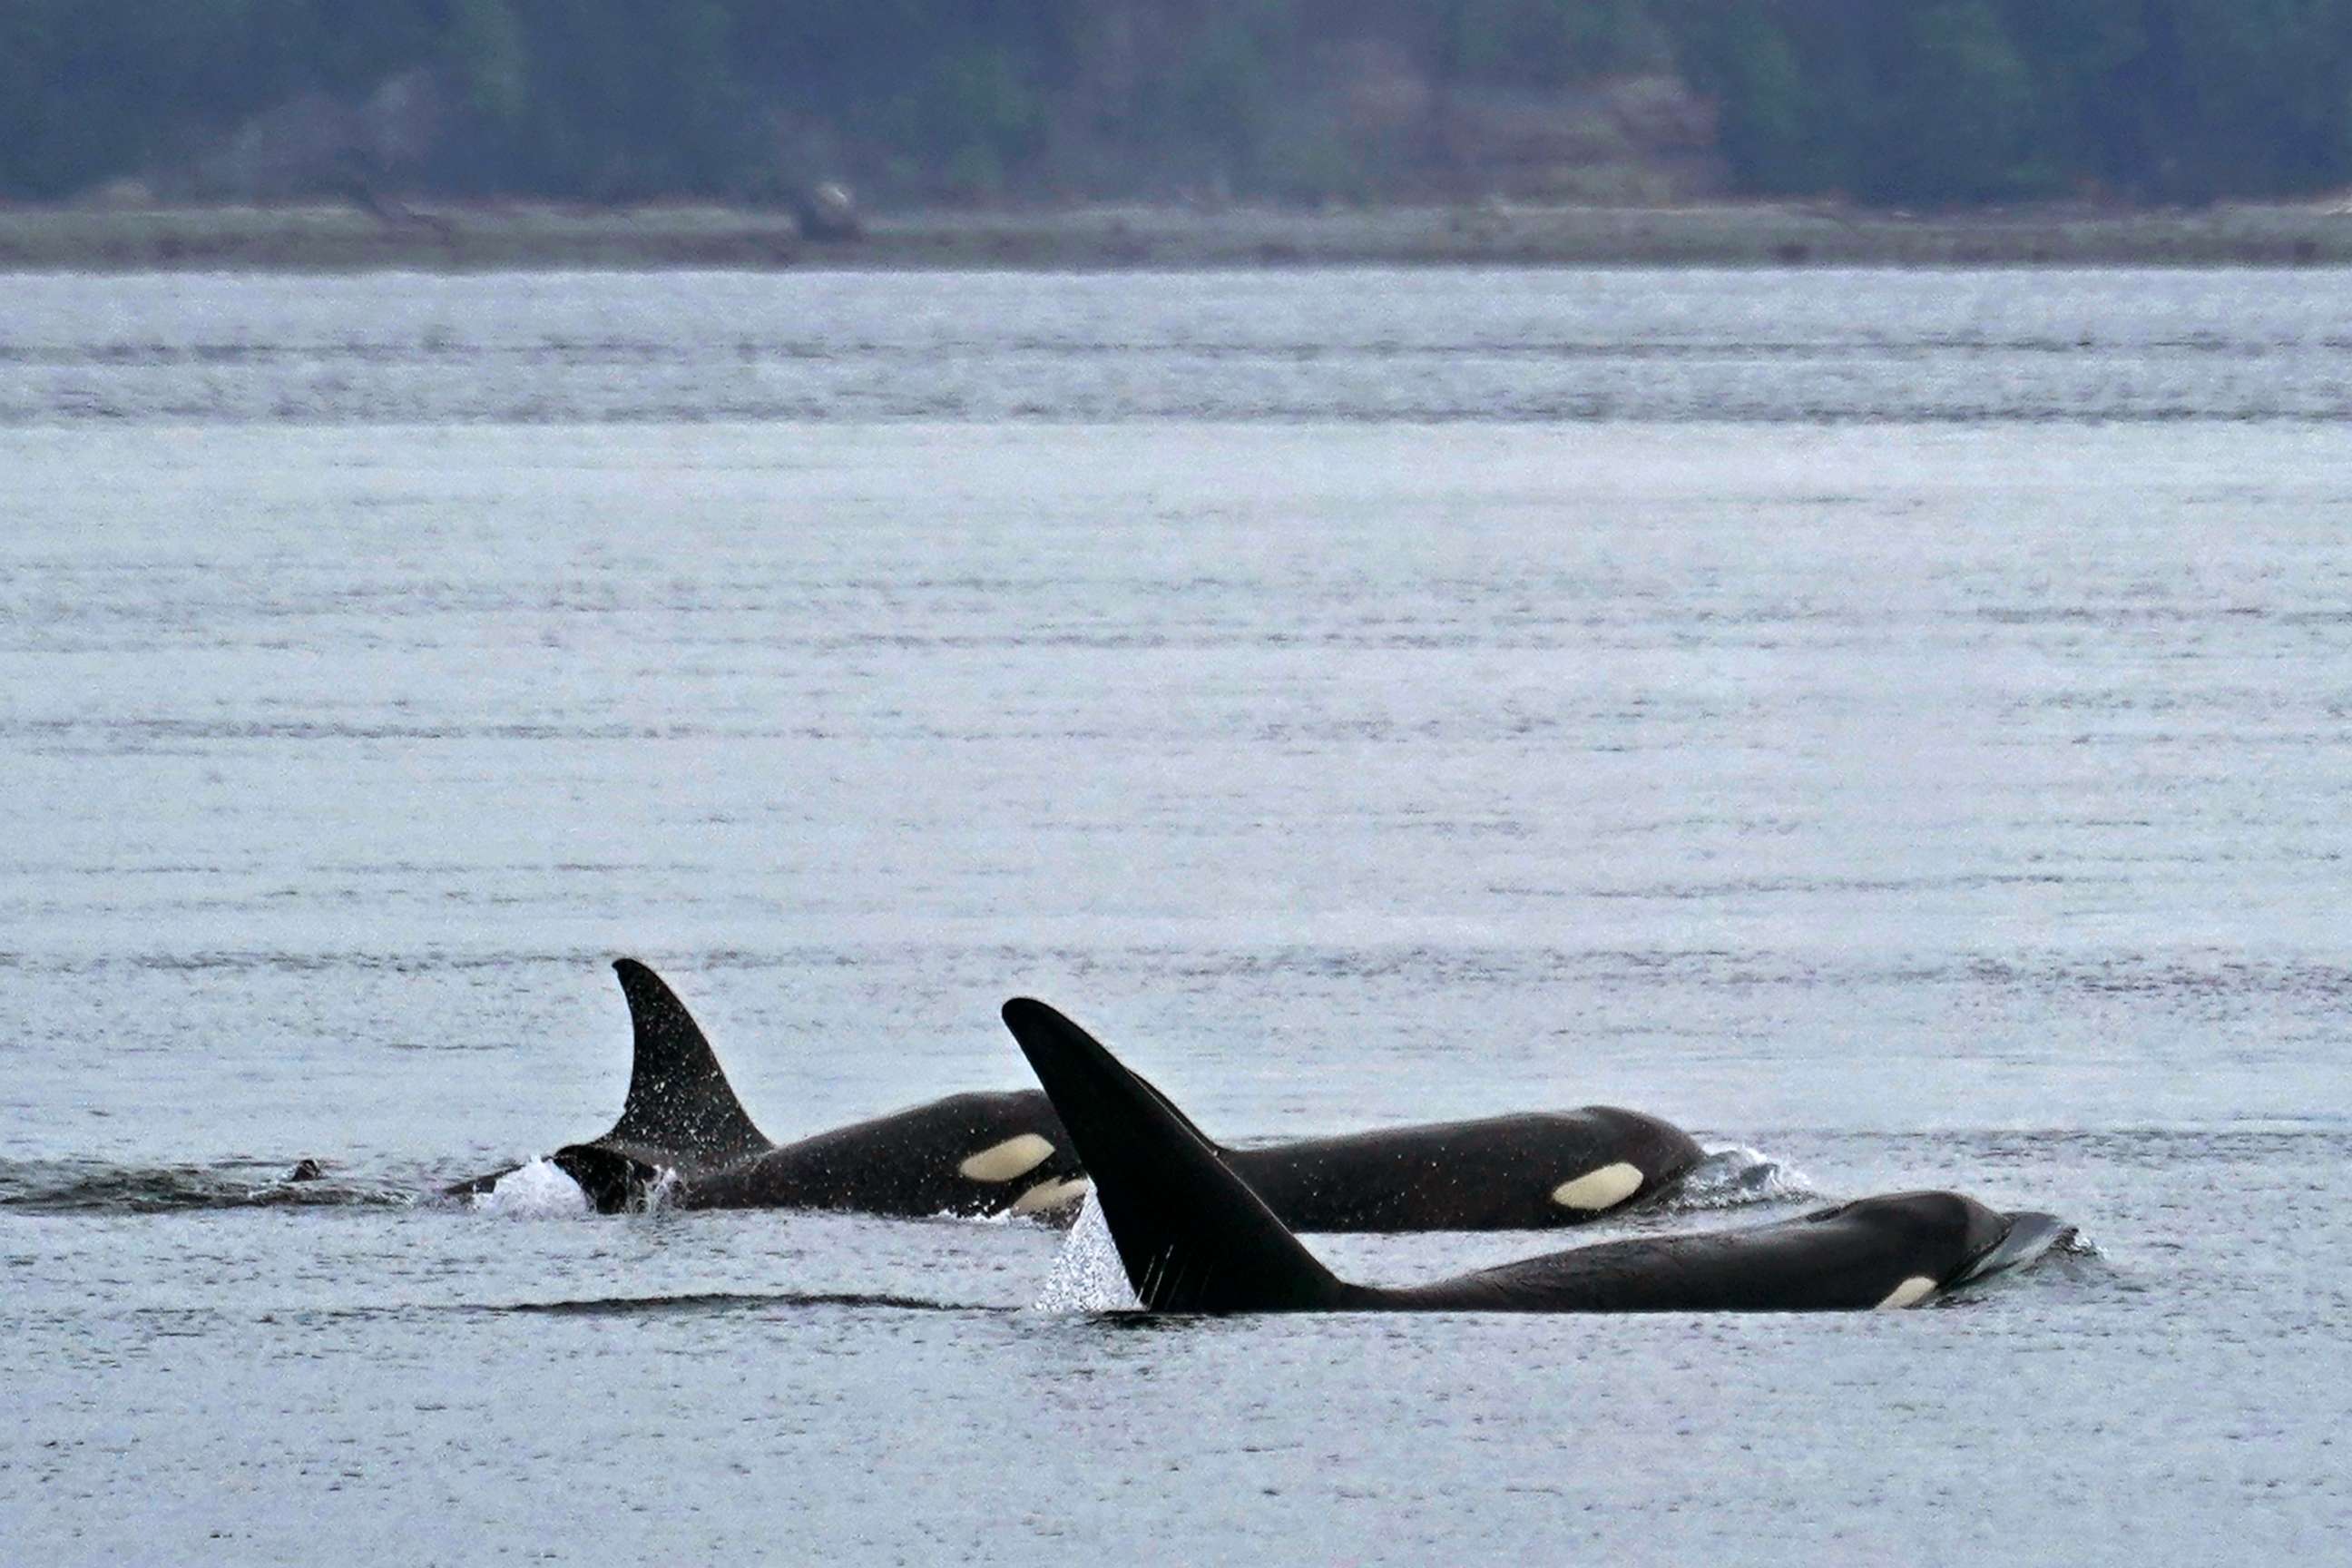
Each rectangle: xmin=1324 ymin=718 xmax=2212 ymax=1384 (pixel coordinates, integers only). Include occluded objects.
xmin=3 ymin=269 xmax=2347 ymax=1564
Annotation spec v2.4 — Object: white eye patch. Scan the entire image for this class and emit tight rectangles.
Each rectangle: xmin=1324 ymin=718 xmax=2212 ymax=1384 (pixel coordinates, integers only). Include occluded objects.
xmin=1549 ymin=1162 xmax=1644 ymax=1211
xmin=958 ymin=1134 xmax=1056 ymax=1183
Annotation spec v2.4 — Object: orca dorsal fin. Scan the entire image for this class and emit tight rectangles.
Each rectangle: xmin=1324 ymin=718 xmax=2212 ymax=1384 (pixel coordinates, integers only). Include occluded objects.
xmin=602 ymin=960 xmax=769 ymax=1168
xmin=1000 ymin=998 xmax=1355 ymax=1312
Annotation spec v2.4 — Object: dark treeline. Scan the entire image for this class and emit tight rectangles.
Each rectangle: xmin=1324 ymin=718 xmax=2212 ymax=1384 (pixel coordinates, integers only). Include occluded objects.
xmin=5 ymin=0 xmax=2350 ymax=207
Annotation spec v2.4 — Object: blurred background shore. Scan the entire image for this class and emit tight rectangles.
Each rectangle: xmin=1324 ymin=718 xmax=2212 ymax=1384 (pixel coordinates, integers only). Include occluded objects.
xmin=8 ymin=198 xmax=2352 ymax=271
xmin=8 ymin=1 xmax=2352 ymax=270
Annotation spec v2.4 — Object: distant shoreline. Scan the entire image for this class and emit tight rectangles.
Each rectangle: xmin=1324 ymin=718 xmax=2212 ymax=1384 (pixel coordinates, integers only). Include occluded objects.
xmin=6 ymin=199 xmax=2351 ymax=271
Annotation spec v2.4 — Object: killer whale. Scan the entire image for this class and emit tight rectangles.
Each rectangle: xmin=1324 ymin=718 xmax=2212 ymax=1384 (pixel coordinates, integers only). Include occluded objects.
xmin=458 ymin=962 xmax=1703 ymax=1230
xmin=1220 ymin=1103 xmax=1695 ymax=1231
xmin=444 ymin=957 xmax=766 ymax=1204
xmin=1000 ymin=996 xmax=2073 ymax=1313
xmin=451 ymin=960 xmax=1087 ymax=1219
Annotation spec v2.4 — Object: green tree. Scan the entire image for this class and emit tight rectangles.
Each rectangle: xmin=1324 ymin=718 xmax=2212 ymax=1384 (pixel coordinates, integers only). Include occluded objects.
xmin=2162 ymin=0 xmax=2352 ymax=196
xmin=446 ymin=0 xmax=528 ymax=126
xmin=1679 ymin=8 xmax=1816 ymax=191
xmin=1992 ymin=0 xmax=2149 ymax=192
xmin=1873 ymin=1 xmax=2039 ymax=201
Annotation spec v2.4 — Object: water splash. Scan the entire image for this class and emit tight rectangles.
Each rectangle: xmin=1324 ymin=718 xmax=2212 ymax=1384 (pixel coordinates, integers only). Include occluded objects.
xmin=637 ymin=1166 xmax=682 ymax=1216
xmin=1664 ymin=1145 xmax=1818 ymax=1210
xmin=469 ymin=1157 xmax=592 ymax=1218
xmin=1031 ymin=1191 xmax=1135 ymax=1312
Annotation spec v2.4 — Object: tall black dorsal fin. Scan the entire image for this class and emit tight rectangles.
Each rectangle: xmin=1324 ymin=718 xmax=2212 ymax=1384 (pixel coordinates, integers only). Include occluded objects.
xmin=999 ymin=998 xmax=1355 ymax=1312
xmin=602 ymin=960 xmax=769 ymax=1168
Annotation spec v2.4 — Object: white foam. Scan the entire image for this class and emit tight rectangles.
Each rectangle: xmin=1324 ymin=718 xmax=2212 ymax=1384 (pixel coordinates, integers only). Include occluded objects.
xmin=1030 ymin=1191 xmax=1137 ymax=1311
xmin=1665 ymin=1145 xmax=1818 ymax=1210
xmin=470 ymin=1157 xmax=592 ymax=1218
xmin=639 ymin=1166 xmax=682 ymax=1215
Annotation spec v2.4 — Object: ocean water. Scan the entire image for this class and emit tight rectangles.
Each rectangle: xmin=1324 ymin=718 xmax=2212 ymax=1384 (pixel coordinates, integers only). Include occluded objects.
xmin=3 ymin=268 xmax=2347 ymax=1564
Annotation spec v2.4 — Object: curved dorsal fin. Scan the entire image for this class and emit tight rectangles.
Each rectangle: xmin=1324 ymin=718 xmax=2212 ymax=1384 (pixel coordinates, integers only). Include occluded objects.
xmin=601 ymin=960 xmax=769 ymax=1168
xmin=999 ymin=998 xmax=1353 ymax=1312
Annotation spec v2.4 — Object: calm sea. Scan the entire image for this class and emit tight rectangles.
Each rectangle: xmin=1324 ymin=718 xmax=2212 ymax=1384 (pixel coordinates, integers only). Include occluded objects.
xmin=4 ymin=268 xmax=2347 ymax=1563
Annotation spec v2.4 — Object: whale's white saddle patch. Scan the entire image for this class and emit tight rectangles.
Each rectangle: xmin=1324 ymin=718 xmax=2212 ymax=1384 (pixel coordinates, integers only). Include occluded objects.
xmin=959 ymin=1134 xmax=1056 ymax=1183
xmin=1877 ymin=1275 xmax=1937 ymax=1310
xmin=1549 ymin=1161 xmax=1644 ymax=1211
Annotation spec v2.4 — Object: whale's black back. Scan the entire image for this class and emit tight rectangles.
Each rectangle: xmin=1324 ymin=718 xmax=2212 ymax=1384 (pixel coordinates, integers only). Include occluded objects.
xmin=675 ymin=1089 xmax=1085 ymax=1217
xmin=1227 ymin=1107 xmax=1700 ymax=1231
xmin=1385 ymin=1192 xmax=2009 ymax=1311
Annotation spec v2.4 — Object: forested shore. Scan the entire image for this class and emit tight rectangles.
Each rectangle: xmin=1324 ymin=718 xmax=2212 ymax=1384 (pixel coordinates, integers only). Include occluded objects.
xmin=6 ymin=2 xmax=2352 ymax=213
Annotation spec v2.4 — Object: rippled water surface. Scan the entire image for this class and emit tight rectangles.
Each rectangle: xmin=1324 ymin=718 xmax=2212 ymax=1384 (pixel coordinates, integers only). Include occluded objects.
xmin=4 ymin=269 xmax=2347 ymax=1564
